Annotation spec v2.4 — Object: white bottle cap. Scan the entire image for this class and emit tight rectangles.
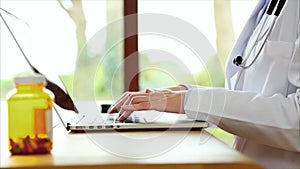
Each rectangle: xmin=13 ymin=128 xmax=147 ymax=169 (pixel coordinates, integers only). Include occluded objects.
xmin=14 ymin=74 xmax=47 ymax=85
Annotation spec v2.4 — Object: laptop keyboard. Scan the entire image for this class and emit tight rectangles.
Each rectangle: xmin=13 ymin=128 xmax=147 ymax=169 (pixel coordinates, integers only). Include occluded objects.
xmin=68 ymin=113 xmax=143 ymax=130
xmin=104 ymin=113 xmax=118 ymax=124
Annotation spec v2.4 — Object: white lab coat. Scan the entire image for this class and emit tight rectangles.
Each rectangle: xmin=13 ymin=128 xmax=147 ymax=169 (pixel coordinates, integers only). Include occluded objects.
xmin=183 ymin=0 xmax=300 ymax=168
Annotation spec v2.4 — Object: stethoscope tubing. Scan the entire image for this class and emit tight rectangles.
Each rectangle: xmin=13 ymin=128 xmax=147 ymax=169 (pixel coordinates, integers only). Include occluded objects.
xmin=240 ymin=16 xmax=277 ymax=69
xmin=235 ymin=0 xmax=286 ymax=69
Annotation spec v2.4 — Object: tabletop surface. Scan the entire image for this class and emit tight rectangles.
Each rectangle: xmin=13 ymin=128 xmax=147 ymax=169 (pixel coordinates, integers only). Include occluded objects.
xmin=0 ymin=101 xmax=264 ymax=169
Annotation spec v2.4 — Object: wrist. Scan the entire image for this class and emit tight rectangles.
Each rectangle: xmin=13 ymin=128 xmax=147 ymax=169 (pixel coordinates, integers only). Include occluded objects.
xmin=177 ymin=85 xmax=188 ymax=90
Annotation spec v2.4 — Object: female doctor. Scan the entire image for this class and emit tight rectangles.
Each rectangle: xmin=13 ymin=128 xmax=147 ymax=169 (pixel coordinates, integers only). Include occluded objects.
xmin=109 ymin=0 xmax=300 ymax=168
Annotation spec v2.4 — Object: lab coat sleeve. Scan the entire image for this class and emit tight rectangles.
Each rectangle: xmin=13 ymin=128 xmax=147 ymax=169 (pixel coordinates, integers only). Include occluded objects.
xmin=184 ymin=87 xmax=300 ymax=152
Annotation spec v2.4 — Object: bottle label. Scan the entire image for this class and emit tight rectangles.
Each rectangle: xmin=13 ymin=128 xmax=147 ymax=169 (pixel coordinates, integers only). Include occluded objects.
xmin=34 ymin=108 xmax=53 ymax=138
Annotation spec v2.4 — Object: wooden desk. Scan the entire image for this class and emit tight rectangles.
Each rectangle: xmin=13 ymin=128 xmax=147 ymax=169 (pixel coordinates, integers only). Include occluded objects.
xmin=0 ymin=101 xmax=263 ymax=169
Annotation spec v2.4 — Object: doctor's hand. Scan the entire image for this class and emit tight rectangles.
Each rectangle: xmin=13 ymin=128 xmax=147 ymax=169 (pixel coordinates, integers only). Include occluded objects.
xmin=108 ymin=86 xmax=187 ymax=122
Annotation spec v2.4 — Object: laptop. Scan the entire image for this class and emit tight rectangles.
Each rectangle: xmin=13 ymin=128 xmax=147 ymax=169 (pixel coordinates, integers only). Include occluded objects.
xmin=50 ymin=76 xmax=208 ymax=132
xmin=56 ymin=107 xmax=208 ymax=132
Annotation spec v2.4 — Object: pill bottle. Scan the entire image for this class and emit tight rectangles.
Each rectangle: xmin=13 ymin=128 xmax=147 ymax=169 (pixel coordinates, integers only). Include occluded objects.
xmin=7 ymin=74 xmax=54 ymax=155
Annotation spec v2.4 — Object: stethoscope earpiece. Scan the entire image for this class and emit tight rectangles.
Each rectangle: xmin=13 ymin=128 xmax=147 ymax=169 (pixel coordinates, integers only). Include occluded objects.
xmin=233 ymin=56 xmax=243 ymax=66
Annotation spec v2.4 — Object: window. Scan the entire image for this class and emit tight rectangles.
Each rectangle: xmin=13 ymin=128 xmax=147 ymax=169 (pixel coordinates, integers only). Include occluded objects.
xmin=1 ymin=0 xmax=258 ymax=100
xmin=0 ymin=0 xmax=124 ymax=100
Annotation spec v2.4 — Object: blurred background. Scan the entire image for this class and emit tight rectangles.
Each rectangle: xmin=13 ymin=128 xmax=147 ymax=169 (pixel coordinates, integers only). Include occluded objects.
xmin=1 ymin=0 xmax=258 ymax=145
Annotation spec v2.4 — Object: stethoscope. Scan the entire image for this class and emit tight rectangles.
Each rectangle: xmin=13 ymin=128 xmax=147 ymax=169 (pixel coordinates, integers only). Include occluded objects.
xmin=233 ymin=0 xmax=287 ymax=69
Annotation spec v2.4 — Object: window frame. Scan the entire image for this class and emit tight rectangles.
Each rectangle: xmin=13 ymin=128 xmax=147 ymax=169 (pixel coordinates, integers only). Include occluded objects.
xmin=123 ymin=0 xmax=139 ymax=91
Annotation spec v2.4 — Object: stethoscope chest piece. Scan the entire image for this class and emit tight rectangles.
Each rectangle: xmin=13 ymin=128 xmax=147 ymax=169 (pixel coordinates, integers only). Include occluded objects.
xmin=233 ymin=56 xmax=243 ymax=66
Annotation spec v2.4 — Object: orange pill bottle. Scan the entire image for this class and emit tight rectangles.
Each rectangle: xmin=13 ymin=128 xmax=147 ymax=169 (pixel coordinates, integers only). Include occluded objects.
xmin=7 ymin=74 xmax=54 ymax=155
